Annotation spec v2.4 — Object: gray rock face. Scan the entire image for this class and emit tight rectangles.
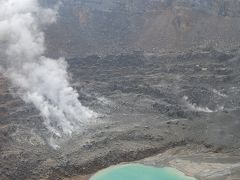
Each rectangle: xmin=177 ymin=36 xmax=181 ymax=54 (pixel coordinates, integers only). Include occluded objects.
xmin=45 ymin=0 xmax=240 ymax=58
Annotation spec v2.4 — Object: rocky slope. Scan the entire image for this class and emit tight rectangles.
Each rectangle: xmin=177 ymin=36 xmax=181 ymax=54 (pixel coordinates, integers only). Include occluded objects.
xmin=44 ymin=0 xmax=240 ymax=57
xmin=1 ymin=49 xmax=240 ymax=179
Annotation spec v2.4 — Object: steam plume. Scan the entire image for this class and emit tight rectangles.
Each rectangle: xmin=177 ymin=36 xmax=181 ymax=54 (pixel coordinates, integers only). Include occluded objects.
xmin=0 ymin=0 xmax=95 ymax=139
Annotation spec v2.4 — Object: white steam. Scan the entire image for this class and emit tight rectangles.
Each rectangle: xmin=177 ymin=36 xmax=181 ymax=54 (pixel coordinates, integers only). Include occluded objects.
xmin=0 ymin=0 xmax=96 ymax=139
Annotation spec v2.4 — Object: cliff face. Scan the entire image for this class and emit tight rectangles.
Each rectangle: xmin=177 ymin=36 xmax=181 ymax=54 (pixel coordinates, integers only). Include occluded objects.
xmin=44 ymin=0 xmax=240 ymax=57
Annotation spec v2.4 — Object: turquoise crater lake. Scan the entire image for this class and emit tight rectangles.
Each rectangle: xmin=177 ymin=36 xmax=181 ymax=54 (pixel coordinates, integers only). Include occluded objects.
xmin=90 ymin=164 xmax=196 ymax=180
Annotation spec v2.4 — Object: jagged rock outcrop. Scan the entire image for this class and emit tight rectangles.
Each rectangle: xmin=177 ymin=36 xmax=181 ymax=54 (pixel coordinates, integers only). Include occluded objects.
xmin=45 ymin=0 xmax=240 ymax=57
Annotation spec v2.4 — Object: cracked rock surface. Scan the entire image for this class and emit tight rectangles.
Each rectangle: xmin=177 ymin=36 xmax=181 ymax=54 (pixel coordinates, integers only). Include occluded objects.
xmin=1 ymin=50 xmax=240 ymax=179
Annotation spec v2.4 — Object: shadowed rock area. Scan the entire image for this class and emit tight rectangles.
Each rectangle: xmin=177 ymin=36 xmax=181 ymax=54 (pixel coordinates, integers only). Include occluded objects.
xmin=44 ymin=0 xmax=240 ymax=58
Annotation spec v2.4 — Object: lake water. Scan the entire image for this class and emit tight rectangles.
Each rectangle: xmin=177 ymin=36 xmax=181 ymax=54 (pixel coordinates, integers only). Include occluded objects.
xmin=90 ymin=164 xmax=196 ymax=180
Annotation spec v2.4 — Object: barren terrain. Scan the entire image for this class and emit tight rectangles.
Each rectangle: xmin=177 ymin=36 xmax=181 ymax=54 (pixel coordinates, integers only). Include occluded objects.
xmin=1 ymin=49 xmax=240 ymax=179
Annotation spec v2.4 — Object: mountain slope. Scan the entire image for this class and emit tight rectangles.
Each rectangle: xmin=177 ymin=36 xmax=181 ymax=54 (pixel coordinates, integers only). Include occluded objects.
xmin=45 ymin=0 xmax=240 ymax=57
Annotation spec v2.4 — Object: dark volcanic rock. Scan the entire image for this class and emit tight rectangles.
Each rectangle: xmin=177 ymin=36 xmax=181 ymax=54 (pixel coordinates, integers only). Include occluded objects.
xmin=1 ymin=50 xmax=240 ymax=179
